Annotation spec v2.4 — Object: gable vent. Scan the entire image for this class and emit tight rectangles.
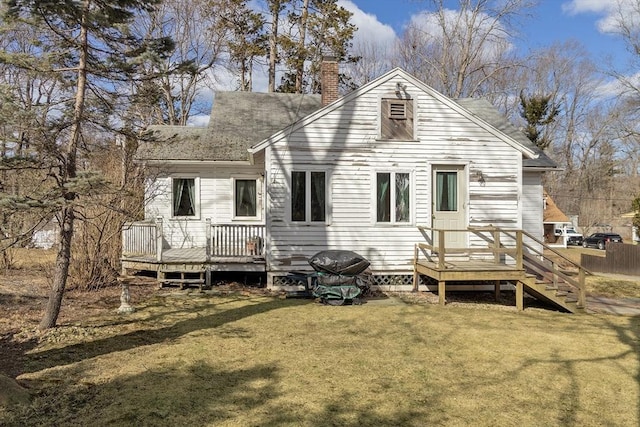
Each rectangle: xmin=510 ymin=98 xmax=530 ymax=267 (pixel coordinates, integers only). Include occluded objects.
xmin=389 ymin=102 xmax=407 ymax=119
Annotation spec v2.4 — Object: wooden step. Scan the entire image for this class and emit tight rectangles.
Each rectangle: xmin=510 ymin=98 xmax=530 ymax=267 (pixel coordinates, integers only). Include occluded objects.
xmin=161 ymin=278 xmax=205 ymax=284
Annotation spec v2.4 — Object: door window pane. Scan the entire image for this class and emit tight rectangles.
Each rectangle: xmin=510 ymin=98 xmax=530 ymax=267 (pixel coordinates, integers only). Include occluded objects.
xmin=436 ymin=172 xmax=457 ymax=212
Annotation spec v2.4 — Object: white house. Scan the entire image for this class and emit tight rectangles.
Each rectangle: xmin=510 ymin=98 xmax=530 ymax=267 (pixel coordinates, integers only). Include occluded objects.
xmin=124 ymin=61 xmax=559 ymax=290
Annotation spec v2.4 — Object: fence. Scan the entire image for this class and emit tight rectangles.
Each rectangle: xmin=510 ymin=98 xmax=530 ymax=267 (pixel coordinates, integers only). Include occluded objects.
xmin=581 ymin=243 xmax=640 ymax=276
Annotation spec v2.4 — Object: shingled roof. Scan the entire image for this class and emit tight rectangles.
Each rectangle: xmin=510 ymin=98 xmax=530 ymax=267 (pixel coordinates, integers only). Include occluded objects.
xmin=137 ymin=91 xmax=322 ymax=162
xmin=455 ymin=98 xmax=558 ymax=169
xmin=543 ymin=190 xmax=570 ymax=223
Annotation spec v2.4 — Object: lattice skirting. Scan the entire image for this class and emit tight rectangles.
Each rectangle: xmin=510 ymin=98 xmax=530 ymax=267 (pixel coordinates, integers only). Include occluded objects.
xmin=270 ymin=273 xmax=436 ymax=290
xmin=269 ymin=273 xmax=514 ymax=293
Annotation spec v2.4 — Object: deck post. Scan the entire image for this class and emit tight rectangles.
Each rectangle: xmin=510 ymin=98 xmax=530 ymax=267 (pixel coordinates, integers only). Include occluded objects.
xmin=516 ymin=281 xmax=524 ymax=311
xmin=438 ymin=230 xmax=445 ymax=268
xmin=515 ymin=231 xmax=523 ymax=270
xmin=494 ymin=280 xmax=500 ymax=301
xmin=205 ymin=218 xmax=212 ymax=262
xmin=578 ymin=268 xmax=586 ymax=308
xmin=155 ymin=216 xmax=163 ymax=262
xmin=438 ymin=280 xmax=446 ymax=305
xmin=493 ymin=229 xmax=501 ymax=264
xmin=412 ymin=244 xmax=419 ymax=292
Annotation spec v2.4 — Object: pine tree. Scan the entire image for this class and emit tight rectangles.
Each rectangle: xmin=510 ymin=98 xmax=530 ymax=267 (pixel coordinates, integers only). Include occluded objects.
xmin=2 ymin=0 xmax=172 ymax=329
xmin=519 ymin=91 xmax=560 ymax=150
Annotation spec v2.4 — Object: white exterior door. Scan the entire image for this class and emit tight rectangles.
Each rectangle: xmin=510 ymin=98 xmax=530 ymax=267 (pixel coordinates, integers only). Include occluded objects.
xmin=432 ymin=165 xmax=467 ymax=248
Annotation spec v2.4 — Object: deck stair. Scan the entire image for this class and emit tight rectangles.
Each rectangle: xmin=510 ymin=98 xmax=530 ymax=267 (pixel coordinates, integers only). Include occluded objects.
xmin=159 ymin=263 xmax=209 ymax=289
xmin=516 ymin=230 xmax=589 ymax=313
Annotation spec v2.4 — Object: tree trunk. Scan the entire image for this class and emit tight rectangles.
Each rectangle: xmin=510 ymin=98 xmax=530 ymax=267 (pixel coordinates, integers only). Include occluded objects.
xmin=295 ymin=0 xmax=310 ymax=93
xmin=268 ymin=0 xmax=280 ymax=92
xmin=38 ymin=207 xmax=74 ymax=329
xmin=38 ymin=0 xmax=89 ymax=330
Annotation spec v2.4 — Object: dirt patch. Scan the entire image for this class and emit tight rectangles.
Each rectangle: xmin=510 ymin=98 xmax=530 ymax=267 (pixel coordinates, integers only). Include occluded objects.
xmin=0 ymin=271 xmax=157 ymax=378
xmin=0 ymin=270 xmax=283 ymax=379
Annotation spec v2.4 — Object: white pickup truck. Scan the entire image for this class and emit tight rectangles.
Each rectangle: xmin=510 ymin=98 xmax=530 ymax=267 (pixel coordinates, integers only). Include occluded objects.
xmin=555 ymin=226 xmax=583 ymax=246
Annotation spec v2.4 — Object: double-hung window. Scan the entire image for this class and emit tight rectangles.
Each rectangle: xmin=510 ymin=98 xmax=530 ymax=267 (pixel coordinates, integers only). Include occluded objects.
xmin=172 ymin=178 xmax=198 ymax=218
xmin=376 ymin=172 xmax=410 ymax=223
xmin=234 ymin=178 xmax=258 ymax=218
xmin=291 ymin=171 xmax=326 ymax=223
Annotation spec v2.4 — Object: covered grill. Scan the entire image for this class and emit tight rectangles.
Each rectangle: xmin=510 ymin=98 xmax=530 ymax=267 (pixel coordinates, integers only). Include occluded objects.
xmin=306 ymin=250 xmax=372 ymax=305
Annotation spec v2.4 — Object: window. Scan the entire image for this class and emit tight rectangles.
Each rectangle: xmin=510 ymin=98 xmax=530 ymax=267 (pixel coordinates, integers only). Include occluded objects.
xmin=381 ymin=98 xmax=413 ymax=140
xmin=235 ymin=179 xmax=257 ymax=218
xmin=291 ymin=171 xmax=326 ymax=222
xmin=376 ymin=172 xmax=410 ymax=223
xmin=435 ymin=171 xmax=457 ymax=212
xmin=172 ymin=178 xmax=197 ymax=217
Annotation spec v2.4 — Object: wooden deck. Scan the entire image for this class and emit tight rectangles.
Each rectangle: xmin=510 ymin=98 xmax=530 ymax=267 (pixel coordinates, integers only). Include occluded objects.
xmin=412 ymin=226 xmax=588 ymax=312
xmin=121 ymin=247 xmax=266 ymax=288
xmin=121 ymin=221 xmax=267 ymax=286
xmin=413 ymin=258 xmax=526 ymax=307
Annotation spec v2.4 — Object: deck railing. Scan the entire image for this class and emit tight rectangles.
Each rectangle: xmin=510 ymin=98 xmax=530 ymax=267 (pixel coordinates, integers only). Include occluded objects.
xmin=122 ymin=220 xmax=158 ymax=258
xmin=122 ymin=218 xmax=265 ymax=262
xmin=414 ymin=226 xmax=523 ymax=269
xmin=207 ymin=220 xmax=265 ymax=258
xmin=414 ymin=225 xmax=587 ymax=309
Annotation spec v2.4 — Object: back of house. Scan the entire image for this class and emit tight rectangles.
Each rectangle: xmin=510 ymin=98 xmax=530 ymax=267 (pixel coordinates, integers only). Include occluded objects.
xmin=129 ymin=63 xmax=557 ymax=289
xmin=249 ymin=67 xmax=557 ymax=287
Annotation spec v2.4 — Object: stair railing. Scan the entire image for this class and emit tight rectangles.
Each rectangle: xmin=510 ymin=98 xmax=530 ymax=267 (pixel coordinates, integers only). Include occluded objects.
xmin=502 ymin=228 xmax=591 ymax=309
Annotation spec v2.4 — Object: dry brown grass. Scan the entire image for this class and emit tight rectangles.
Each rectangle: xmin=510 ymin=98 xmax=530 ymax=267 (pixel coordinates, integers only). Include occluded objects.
xmin=1 ymin=289 xmax=639 ymax=427
xmin=550 ymin=246 xmax=640 ymax=298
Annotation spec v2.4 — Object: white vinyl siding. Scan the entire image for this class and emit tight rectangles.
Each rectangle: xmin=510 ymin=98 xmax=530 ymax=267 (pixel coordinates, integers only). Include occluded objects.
xmin=265 ymin=77 xmax=523 ymax=273
xmin=522 ymin=171 xmax=544 ymax=254
xmin=145 ymin=163 xmax=264 ymax=248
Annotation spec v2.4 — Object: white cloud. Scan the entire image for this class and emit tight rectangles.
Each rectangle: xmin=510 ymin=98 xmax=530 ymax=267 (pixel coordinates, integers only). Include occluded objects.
xmin=562 ymin=0 xmax=615 ymax=15
xmin=338 ymin=0 xmax=398 ymax=49
xmin=563 ymin=0 xmax=640 ymax=33
xmin=596 ymin=71 xmax=640 ymax=98
xmin=187 ymin=114 xmax=210 ymax=127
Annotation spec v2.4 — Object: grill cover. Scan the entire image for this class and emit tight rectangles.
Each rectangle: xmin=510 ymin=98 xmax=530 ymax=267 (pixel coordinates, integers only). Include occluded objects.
xmin=308 ymin=250 xmax=370 ymax=275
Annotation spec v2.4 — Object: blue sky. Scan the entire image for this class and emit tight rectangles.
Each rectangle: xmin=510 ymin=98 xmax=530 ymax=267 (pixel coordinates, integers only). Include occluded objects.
xmin=341 ymin=0 xmax=633 ymax=69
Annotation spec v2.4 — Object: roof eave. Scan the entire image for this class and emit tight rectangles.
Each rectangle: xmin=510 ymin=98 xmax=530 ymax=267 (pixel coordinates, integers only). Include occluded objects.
xmin=137 ymin=159 xmax=252 ymax=166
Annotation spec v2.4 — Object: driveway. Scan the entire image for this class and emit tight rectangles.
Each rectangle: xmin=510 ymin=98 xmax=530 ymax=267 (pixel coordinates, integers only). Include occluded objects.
xmin=586 ymin=295 xmax=640 ymax=316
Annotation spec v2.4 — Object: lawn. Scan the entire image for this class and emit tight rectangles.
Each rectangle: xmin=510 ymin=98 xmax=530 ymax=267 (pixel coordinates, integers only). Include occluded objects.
xmin=1 ymin=288 xmax=639 ymax=426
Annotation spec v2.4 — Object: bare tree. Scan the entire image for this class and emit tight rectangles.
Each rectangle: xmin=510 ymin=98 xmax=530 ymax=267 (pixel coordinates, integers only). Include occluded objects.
xmin=516 ymin=40 xmax=632 ymax=223
xmin=134 ymin=0 xmax=227 ymax=125
xmin=395 ymin=0 xmax=535 ymax=100
xmin=344 ymin=39 xmax=395 ymax=87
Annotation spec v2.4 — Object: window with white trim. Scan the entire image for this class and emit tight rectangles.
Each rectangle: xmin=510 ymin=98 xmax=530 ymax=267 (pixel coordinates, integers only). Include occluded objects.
xmin=291 ymin=171 xmax=326 ymax=222
xmin=376 ymin=172 xmax=410 ymax=223
xmin=234 ymin=178 xmax=258 ymax=218
xmin=172 ymin=178 xmax=198 ymax=217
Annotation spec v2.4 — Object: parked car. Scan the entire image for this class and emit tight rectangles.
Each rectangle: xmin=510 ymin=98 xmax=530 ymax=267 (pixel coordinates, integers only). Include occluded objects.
xmin=582 ymin=233 xmax=623 ymax=250
xmin=563 ymin=226 xmax=583 ymax=246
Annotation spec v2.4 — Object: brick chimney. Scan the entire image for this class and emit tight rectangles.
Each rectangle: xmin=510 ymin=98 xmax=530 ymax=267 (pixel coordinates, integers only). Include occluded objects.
xmin=321 ymin=56 xmax=339 ymax=106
